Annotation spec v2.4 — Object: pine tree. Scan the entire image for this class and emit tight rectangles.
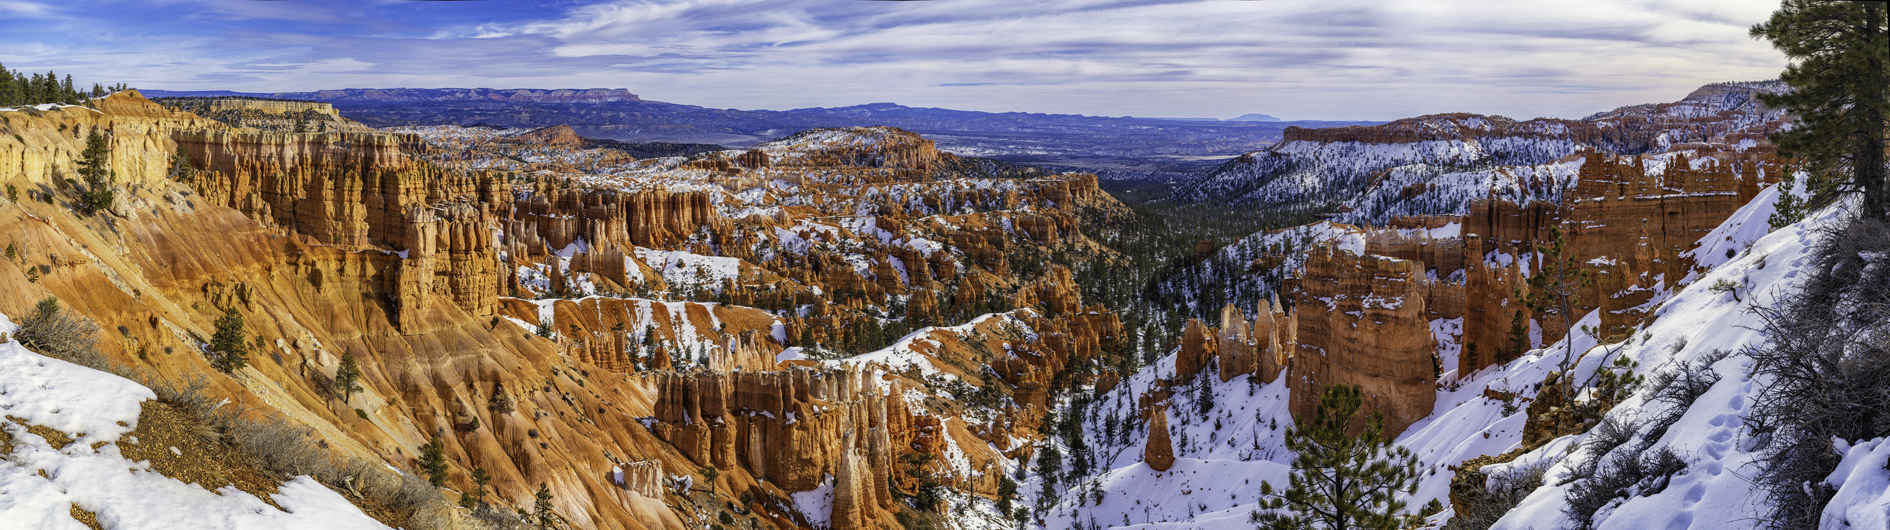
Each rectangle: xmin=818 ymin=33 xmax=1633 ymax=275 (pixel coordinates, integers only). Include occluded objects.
xmin=210 ymin=306 xmax=248 ymax=373
xmin=699 ymin=465 xmax=719 ymax=497
xmin=533 ymin=482 xmax=556 ymax=529
xmin=1768 ymin=167 xmax=1807 ymax=231
xmin=1504 ymin=310 xmax=1530 ymax=364
xmin=335 ymin=348 xmax=363 ymax=404
xmin=171 ymin=144 xmax=194 ymax=182
xmin=418 ymin=435 xmax=448 ymax=487
xmin=1752 ymin=0 xmax=1890 ymax=218
xmin=76 ymin=131 xmax=115 ymax=215
xmin=1251 ymin=384 xmax=1418 ymax=530
xmin=1516 ymin=225 xmax=1589 ymax=402
xmin=471 ymin=466 xmax=492 ymax=505
xmin=997 ymin=475 xmax=1019 ymax=516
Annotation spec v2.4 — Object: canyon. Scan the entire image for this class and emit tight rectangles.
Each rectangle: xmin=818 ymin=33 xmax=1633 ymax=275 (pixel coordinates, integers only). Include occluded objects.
xmin=0 ymin=80 xmax=1811 ymax=530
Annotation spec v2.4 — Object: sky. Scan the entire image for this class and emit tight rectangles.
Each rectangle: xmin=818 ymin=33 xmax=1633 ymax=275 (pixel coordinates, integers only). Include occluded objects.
xmin=0 ymin=0 xmax=1791 ymax=121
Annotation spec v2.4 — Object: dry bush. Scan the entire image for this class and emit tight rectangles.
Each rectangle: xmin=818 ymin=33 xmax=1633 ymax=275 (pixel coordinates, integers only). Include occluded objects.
xmin=11 ymin=300 xmax=521 ymax=528
xmin=15 ymin=297 xmax=102 ymax=367
xmin=1443 ymin=459 xmax=1551 ymax=530
xmin=118 ymin=366 xmax=507 ymax=529
xmin=1743 ymin=217 xmax=1890 ymax=530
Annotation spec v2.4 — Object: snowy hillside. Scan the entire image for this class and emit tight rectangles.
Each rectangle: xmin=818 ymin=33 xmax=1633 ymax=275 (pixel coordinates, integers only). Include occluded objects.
xmin=1170 ymin=135 xmax=1582 ymax=211
xmin=0 ymin=315 xmax=389 ymax=530
xmin=1042 ymin=179 xmax=1871 ymax=529
xmin=1171 ymin=82 xmax=1790 ymax=222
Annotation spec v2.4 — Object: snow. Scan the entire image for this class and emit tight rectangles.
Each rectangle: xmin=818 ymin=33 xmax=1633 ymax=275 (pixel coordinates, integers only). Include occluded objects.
xmin=1484 ymin=184 xmax=1856 ymax=529
xmin=790 ymin=475 xmax=836 ymax=528
xmin=0 ymin=314 xmax=389 ymax=529
xmin=1825 ymin=437 xmax=1890 ymax=529
xmin=1063 ymin=165 xmax=1852 ymax=530
xmin=636 ymin=248 xmax=742 ymax=292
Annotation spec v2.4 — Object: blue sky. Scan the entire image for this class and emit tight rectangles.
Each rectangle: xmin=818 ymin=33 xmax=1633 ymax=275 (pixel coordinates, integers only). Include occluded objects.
xmin=0 ymin=0 xmax=1788 ymax=121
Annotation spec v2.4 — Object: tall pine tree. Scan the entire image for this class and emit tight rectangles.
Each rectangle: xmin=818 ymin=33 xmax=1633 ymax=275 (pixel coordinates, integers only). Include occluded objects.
xmin=1516 ymin=225 xmax=1588 ymax=402
xmin=533 ymin=482 xmax=556 ymax=529
xmin=1752 ymin=0 xmax=1890 ymax=218
xmin=1251 ymin=384 xmax=1418 ymax=530
xmin=334 ymin=348 xmax=363 ymax=404
xmin=76 ymin=131 xmax=115 ymax=215
xmin=418 ymin=436 xmax=448 ymax=487
xmin=210 ymin=306 xmax=248 ymax=373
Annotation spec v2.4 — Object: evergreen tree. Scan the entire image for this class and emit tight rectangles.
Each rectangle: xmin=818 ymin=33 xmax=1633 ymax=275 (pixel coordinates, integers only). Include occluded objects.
xmin=335 ymin=348 xmax=363 ymax=404
xmin=1504 ymin=310 xmax=1530 ymax=364
xmin=470 ymin=466 xmax=493 ymax=505
xmin=996 ymin=475 xmax=1019 ymax=516
xmin=1768 ymin=165 xmax=1808 ymax=231
xmin=418 ymin=435 xmax=448 ymax=487
xmin=171 ymin=144 xmax=195 ymax=182
xmin=76 ymin=131 xmax=115 ymax=215
xmin=699 ymin=465 xmax=719 ymax=497
xmin=532 ymin=482 xmax=556 ymax=529
xmin=1752 ymin=0 xmax=1890 ymax=218
xmin=210 ymin=306 xmax=248 ymax=373
xmin=1516 ymin=225 xmax=1588 ymax=402
xmin=1251 ymin=384 xmax=1418 ymax=530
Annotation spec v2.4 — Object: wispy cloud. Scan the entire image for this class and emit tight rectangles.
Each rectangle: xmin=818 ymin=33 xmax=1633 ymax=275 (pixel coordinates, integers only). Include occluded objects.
xmin=0 ymin=0 xmax=1789 ymax=120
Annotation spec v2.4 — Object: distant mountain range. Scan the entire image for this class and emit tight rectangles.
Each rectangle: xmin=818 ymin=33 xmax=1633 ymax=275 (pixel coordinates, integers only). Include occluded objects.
xmin=142 ymin=87 xmax=1370 ymax=174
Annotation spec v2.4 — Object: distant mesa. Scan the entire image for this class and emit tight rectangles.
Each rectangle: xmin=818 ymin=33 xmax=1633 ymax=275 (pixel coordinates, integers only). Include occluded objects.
xmin=1228 ymin=113 xmax=1283 ymax=122
xmin=143 ymin=88 xmax=642 ymax=104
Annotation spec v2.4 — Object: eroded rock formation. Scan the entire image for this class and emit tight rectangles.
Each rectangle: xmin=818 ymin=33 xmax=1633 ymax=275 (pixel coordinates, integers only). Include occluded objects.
xmin=1289 ymin=246 xmax=1438 ymax=436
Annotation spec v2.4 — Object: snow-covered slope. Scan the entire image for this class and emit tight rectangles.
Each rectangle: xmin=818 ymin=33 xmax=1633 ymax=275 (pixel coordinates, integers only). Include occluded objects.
xmin=1048 ymin=178 xmax=1854 ymax=529
xmin=0 ymin=315 xmax=388 ymax=530
xmin=1485 ymin=184 xmax=1836 ymax=528
xmin=1171 ymin=134 xmax=1582 ymax=212
xmin=1172 ymin=82 xmax=1790 ymax=223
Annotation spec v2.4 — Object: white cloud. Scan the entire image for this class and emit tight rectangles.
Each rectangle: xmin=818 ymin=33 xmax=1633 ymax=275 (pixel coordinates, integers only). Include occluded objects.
xmin=0 ymin=0 xmax=1792 ymax=120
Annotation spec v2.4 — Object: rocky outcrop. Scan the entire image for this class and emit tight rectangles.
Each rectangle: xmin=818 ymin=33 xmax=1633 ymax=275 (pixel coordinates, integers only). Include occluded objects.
xmin=1563 ymin=151 xmax=1773 ymax=335
xmin=505 ymin=185 xmax=729 ymax=251
xmin=502 ymin=125 xmax=584 ymax=147
xmin=1289 ymin=246 xmax=1438 ymax=437
xmin=0 ymin=91 xmax=1140 ymax=530
xmin=1176 ymin=319 xmax=1216 ymax=381
xmin=1144 ymin=405 xmax=1175 ymax=472
xmin=177 ymin=129 xmax=506 ymax=327
xmin=650 ymin=366 xmax=904 ymax=529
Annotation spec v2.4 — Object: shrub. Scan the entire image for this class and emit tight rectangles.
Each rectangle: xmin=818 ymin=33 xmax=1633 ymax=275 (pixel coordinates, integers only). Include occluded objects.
xmin=1743 ymin=217 xmax=1890 ymax=530
xmin=14 ymin=297 xmax=101 ymax=366
xmin=1444 ymin=459 xmax=1550 ymax=530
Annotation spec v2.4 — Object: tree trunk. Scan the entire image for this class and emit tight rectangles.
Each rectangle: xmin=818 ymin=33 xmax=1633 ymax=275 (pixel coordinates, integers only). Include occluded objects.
xmin=1865 ymin=3 xmax=1889 ymax=220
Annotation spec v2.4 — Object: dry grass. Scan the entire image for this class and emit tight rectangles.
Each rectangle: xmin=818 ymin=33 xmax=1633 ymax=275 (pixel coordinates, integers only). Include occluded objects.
xmin=124 ymin=372 xmax=482 ymax=530
xmin=117 ymin=400 xmax=286 ymax=511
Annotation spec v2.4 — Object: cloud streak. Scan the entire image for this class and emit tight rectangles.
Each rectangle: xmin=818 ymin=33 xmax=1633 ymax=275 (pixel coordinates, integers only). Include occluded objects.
xmin=0 ymin=0 xmax=1790 ymax=120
